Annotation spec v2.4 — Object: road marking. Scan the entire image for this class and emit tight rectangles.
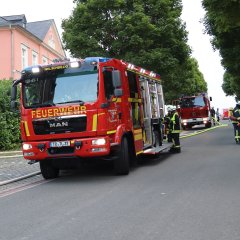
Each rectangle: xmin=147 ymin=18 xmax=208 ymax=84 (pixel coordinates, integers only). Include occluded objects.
xmin=180 ymin=124 xmax=228 ymax=139
xmin=0 ymin=179 xmax=53 ymax=198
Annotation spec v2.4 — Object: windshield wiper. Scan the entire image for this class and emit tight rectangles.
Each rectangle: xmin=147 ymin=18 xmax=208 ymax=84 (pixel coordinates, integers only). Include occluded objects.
xmin=31 ymin=103 xmax=55 ymax=109
xmin=56 ymin=100 xmax=85 ymax=105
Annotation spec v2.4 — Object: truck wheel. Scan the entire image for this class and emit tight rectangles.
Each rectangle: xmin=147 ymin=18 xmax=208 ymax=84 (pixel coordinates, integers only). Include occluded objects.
xmin=40 ymin=160 xmax=59 ymax=179
xmin=205 ymin=122 xmax=212 ymax=128
xmin=114 ymin=137 xmax=130 ymax=175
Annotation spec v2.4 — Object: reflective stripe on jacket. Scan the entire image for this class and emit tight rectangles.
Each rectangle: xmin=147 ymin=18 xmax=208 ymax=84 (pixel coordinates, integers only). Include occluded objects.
xmin=232 ymin=107 xmax=240 ymax=124
xmin=170 ymin=112 xmax=181 ymax=133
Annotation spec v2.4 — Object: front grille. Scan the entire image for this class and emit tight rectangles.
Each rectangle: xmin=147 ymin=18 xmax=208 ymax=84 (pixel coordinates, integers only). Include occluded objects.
xmin=48 ymin=147 xmax=75 ymax=155
xmin=32 ymin=116 xmax=87 ymax=135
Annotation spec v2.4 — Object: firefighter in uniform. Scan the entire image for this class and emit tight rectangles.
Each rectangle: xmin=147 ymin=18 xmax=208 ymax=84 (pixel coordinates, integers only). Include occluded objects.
xmin=229 ymin=101 xmax=240 ymax=144
xmin=229 ymin=107 xmax=234 ymax=124
xmin=164 ymin=110 xmax=171 ymax=142
xmin=168 ymin=106 xmax=181 ymax=153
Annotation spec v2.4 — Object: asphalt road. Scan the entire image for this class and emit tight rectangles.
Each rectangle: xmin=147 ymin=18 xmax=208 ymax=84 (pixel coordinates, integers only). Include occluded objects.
xmin=0 ymin=124 xmax=239 ymax=240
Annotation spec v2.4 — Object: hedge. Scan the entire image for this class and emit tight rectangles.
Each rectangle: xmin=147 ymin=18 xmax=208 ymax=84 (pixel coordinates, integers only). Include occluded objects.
xmin=0 ymin=80 xmax=21 ymax=150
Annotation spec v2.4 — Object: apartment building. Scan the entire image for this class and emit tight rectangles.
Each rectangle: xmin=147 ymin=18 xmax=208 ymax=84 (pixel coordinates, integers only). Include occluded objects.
xmin=0 ymin=14 xmax=66 ymax=80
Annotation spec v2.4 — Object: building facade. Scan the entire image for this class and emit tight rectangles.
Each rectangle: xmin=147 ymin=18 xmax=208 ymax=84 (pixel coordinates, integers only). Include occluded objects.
xmin=0 ymin=14 xmax=66 ymax=80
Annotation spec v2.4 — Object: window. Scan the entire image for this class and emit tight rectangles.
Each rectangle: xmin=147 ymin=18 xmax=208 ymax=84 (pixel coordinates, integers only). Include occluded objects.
xmin=53 ymin=72 xmax=98 ymax=104
xmin=48 ymin=35 xmax=55 ymax=49
xmin=127 ymin=71 xmax=138 ymax=98
xmin=42 ymin=56 xmax=48 ymax=65
xmin=103 ymin=69 xmax=114 ymax=100
xmin=194 ymin=96 xmax=205 ymax=107
xmin=181 ymin=96 xmax=205 ymax=108
xmin=21 ymin=44 xmax=28 ymax=69
xmin=23 ymin=71 xmax=99 ymax=108
xmin=32 ymin=51 xmax=38 ymax=65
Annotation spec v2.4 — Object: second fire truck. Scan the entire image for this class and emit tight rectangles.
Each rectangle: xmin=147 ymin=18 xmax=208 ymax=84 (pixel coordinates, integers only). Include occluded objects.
xmin=11 ymin=57 xmax=173 ymax=179
xmin=176 ymin=93 xmax=212 ymax=129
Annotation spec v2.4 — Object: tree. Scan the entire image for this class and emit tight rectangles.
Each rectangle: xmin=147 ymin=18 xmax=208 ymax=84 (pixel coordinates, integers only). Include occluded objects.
xmin=62 ymin=0 xmax=207 ymax=102
xmin=202 ymin=0 xmax=240 ymax=99
xmin=0 ymin=80 xmax=21 ymax=150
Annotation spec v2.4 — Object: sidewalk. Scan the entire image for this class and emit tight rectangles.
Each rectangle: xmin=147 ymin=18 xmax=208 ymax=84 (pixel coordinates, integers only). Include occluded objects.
xmin=0 ymin=151 xmax=40 ymax=185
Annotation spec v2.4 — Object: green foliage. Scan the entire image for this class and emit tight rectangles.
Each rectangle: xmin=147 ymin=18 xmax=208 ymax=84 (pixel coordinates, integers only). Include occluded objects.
xmin=203 ymin=0 xmax=240 ymax=99
xmin=0 ymin=80 xmax=21 ymax=150
xmin=62 ymin=0 xmax=207 ymax=102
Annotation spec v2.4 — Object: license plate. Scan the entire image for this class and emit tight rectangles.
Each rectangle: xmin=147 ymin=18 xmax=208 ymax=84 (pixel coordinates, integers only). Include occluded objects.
xmin=50 ymin=141 xmax=70 ymax=148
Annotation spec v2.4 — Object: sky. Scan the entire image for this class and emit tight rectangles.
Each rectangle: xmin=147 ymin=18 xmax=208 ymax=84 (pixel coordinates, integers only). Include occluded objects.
xmin=181 ymin=0 xmax=236 ymax=110
xmin=0 ymin=0 xmax=236 ymax=111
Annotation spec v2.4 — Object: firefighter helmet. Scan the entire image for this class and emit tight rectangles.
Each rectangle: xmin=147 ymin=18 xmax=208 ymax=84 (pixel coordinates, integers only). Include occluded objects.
xmin=167 ymin=106 xmax=176 ymax=112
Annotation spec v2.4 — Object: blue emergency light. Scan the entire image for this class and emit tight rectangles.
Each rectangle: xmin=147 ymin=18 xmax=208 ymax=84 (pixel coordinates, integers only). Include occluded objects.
xmin=84 ymin=57 xmax=111 ymax=63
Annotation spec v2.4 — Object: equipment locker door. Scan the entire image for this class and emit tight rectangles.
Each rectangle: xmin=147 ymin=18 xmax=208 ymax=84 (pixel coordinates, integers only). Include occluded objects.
xmin=127 ymin=71 xmax=143 ymax=154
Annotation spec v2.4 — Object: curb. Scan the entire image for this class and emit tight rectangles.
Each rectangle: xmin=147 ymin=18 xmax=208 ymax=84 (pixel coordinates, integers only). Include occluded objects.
xmin=0 ymin=150 xmax=22 ymax=154
xmin=0 ymin=155 xmax=23 ymax=159
xmin=0 ymin=171 xmax=41 ymax=186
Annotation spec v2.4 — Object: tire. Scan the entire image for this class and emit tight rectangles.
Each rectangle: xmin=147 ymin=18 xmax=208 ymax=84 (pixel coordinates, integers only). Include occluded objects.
xmin=114 ymin=137 xmax=130 ymax=175
xmin=40 ymin=160 xmax=59 ymax=179
xmin=205 ymin=121 xmax=212 ymax=128
xmin=128 ymin=136 xmax=137 ymax=168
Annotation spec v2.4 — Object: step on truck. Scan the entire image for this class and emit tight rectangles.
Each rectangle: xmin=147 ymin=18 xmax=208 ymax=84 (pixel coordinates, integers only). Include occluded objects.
xmin=11 ymin=57 xmax=173 ymax=179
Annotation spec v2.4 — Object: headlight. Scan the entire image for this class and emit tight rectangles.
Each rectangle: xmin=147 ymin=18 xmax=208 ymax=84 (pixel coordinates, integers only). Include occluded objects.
xmin=203 ymin=118 xmax=208 ymax=121
xmin=70 ymin=61 xmax=80 ymax=68
xmin=32 ymin=67 xmax=40 ymax=73
xmin=182 ymin=119 xmax=187 ymax=123
xmin=92 ymin=138 xmax=106 ymax=145
xmin=23 ymin=143 xmax=33 ymax=150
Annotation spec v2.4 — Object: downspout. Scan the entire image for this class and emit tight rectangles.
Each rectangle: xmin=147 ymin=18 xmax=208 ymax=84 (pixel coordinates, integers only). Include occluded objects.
xmin=10 ymin=24 xmax=14 ymax=79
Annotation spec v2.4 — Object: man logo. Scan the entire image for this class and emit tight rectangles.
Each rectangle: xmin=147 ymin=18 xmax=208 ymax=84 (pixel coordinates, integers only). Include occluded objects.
xmin=49 ymin=122 xmax=68 ymax=128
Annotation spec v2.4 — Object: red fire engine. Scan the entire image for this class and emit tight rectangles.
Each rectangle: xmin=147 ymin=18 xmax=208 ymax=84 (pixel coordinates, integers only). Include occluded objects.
xmin=176 ymin=93 xmax=212 ymax=129
xmin=222 ymin=108 xmax=229 ymax=120
xmin=11 ymin=57 xmax=173 ymax=179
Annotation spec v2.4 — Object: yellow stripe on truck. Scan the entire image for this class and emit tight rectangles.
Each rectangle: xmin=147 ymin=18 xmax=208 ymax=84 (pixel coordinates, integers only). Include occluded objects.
xmin=92 ymin=114 xmax=98 ymax=131
xmin=134 ymin=133 xmax=143 ymax=141
xmin=23 ymin=121 xmax=30 ymax=136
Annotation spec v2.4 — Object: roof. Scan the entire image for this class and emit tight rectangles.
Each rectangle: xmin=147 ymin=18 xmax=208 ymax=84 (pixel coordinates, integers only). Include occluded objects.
xmin=0 ymin=14 xmax=54 ymax=41
xmin=0 ymin=14 xmax=27 ymax=26
xmin=26 ymin=20 xmax=53 ymax=41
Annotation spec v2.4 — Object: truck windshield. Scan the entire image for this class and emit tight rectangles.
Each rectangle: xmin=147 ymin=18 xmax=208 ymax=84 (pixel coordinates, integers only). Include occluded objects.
xmin=181 ymin=96 xmax=205 ymax=108
xmin=23 ymin=71 xmax=98 ymax=108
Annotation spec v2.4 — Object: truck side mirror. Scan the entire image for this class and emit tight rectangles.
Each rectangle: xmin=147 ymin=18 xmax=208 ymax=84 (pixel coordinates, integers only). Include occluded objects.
xmin=112 ymin=70 xmax=123 ymax=97
xmin=114 ymin=89 xmax=123 ymax=97
xmin=10 ymin=85 xmax=19 ymax=112
xmin=11 ymin=100 xmax=18 ymax=111
xmin=209 ymin=97 xmax=212 ymax=101
xmin=11 ymin=85 xmax=17 ymax=101
xmin=112 ymin=70 xmax=122 ymax=88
